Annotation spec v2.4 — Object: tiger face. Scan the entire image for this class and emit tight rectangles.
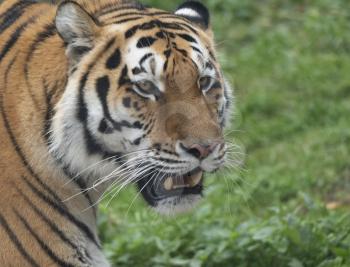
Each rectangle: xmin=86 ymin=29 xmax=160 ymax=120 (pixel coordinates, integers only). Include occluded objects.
xmin=51 ymin=0 xmax=232 ymax=215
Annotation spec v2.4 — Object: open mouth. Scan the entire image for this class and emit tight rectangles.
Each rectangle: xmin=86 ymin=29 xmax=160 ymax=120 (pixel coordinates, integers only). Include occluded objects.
xmin=136 ymin=168 xmax=204 ymax=207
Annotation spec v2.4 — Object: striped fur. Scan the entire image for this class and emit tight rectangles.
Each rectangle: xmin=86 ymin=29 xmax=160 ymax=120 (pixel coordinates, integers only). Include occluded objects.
xmin=0 ymin=0 xmax=232 ymax=266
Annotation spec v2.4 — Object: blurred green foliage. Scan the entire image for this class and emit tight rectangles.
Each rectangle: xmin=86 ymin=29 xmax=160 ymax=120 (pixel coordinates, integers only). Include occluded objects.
xmin=98 ymin=0 xmax=350 ymax=266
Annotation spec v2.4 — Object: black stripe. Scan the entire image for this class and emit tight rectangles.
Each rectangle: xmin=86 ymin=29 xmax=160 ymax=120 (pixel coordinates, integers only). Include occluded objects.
xmin=96 ymin=75 xmax=112 ymax=119
xmin=137 ymin=36 xmax=157 ymax=48
xmin=178 ymin=33 xmax=197 ymax=43
xmin=208 ymin=49 xmax=216 ymax=60
xmin=139 ymin=53 xmax=153 ymax=65
xmin=125 ymin=20 xmax=184 ymax=39
xmin=72 ymin=173 xmax=95 ymax=208
xmin=3 ymin=55 xmax=17 ymax=83
xmin=175 ymin=22 xmax=198 ymax=35
xmin=156 ymin=31 xmax=167 ymax=39
xmin=106 ymin=47 xmax=121 ymax=69
xmin=14 ymin=209 xmax=76 ymax=267
xmin=21 ymin=175 xmax=101 ymax=248
xmin=42 ymin=79 xmax=57 ymax=145
xmin=98 ymin=118 xmax=114 ymax=134
xmin=0 ymin=15 xmax=37 ymax=62
xmin=0 ymin=212 xmax=39 ymax=267
xmin=95 ymin=72 xmax=143 ymax=131
xmin=102 ymin=11 xmax=143 ymax=19
xmin=24 ymin=23 xmax=57 ymax=110
xmin=76 ymin=38 xmax=122 ymax=157
xmin=77 ymin=72 xmax=90 ymax=123
xmin=113 ymin=119 xmax=143 ymax=131
xmin=191 ymin=45 xmax=202 ymax=54
xmin=132 ymin=67 xmax=144 ymax=75
xmin=112 ymin=16 xmax=142 ymax=24
xmin=173 ymin=46 xmax=188 ymax=57
xmin=105 ymin=10 xmax=172 ymax=24
xmin=77 ymin=38 xmax=115 ymax=122
xmin=0 ymin=57 xmax=63 ymax=206
xmin=42 ymin=79 xmax=96 ymax=212
xmin=118 ymin=65 xmax=130 ymax=86
xmin=1 ymin=58 xmax=100 ymax=249
xmin=98 ymin=4 xmax=146 ymax=17
xmin=146 ymin=21 xmax=191 ymax=38
xmin=25 ymin=23 xmax=57 ymax=84
xmin=163 ymin=59 xmax=169 ymax=71
xmin=0 ymin=0 xmax=35 ymax=35
xmin=103 ymin=10 xmax=169 ymax=20
xmin=164 ymin=49 xmax=171 ymax=58
xmin=14 ymin=186 xmax=91 ymax=263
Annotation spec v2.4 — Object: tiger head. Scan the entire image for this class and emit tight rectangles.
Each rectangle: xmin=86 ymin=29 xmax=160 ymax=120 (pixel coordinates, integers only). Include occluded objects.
xmin=51 ymin=0 xmax=232 ymax=215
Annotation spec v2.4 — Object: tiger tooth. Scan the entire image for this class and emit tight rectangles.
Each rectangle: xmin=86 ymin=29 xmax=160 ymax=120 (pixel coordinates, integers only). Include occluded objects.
xmin=164 ymin=177 xmax=173 ymax=190
xmin=188 ymin=171 xmax=203 ymax=187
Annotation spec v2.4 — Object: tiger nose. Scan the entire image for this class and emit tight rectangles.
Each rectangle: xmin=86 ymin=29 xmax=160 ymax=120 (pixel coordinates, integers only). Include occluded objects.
xmin=183 ymin=143 xmax=219 ymax=159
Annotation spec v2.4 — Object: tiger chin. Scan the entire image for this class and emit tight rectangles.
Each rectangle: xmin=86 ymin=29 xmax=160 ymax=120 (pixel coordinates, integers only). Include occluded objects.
xmin=0 ymin=0 xmax=232 ymax=266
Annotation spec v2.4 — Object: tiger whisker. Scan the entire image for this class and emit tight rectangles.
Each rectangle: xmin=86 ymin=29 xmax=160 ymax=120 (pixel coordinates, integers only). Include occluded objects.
xmin=124 ymin=167 xmax=162 ymax=216
xmin=63 ymin=149 xmax=153 ymax=186
xmin=100 ymin=165 xmax=157 ymax=209
xmin=63 ymin=155 xmax=148 ymax=202
xmin=81 ymin=163 xmax=155 ymax=211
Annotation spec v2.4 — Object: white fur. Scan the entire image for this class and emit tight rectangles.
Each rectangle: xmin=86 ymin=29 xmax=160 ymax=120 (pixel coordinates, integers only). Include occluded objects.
xmin=154 ymin=195 xmax=202 ymax=216
xmin=175 ymin=8 xmax=201 ymax=18
xmin=125 ymin=39 xmax=166 ymax=93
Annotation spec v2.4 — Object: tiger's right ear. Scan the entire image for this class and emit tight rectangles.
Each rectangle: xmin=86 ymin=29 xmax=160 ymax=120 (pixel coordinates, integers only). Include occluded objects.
xmin=55 ymin=1 xmax=99 ymax=63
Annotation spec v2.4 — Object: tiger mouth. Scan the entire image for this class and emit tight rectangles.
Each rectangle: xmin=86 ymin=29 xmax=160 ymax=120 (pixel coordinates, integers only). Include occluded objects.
xmin=136 ymin=168 xmax=204 ymax=207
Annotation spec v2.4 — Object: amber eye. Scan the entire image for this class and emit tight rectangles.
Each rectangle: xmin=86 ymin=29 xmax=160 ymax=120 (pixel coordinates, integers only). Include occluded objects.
xmin=136 ymin=80 xmax=154 ymax=92
xmin=198 ymin=76 xmax=213 ymax=91
xmin=133 ymin=80 xmax=160 ymax=99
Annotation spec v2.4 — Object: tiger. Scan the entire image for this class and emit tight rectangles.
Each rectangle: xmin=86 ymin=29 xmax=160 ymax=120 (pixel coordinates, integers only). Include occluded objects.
xmin=0 ymin=0 xmax=233 ymax=266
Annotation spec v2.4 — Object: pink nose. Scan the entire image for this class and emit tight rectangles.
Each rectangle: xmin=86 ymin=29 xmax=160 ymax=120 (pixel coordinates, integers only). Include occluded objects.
xmin=184 ymin=143 xmax=219 ymax=159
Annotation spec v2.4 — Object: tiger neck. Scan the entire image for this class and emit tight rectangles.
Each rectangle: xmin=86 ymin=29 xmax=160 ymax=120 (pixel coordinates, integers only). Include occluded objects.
xmin=19 ymin=29 xmax=106 ymax=224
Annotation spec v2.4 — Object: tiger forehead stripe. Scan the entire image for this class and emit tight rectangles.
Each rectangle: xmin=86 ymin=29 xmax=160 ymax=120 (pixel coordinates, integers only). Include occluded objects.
xmin=125 ymin=20 xmax=187 ymax=39
xmin=97 ymin=3 xmax=146 ymax=17
xmin=137 ymin=36 xmax=157 ymax=48
xmin=101 ymin=11 xmax=171 ymax=24
xmin=178 ymin=33 xmax=197 ymax=43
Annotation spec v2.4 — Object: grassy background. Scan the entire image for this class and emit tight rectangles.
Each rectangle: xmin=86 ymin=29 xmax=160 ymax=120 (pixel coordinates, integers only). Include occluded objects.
xmin=97 ymin=0 xmax=350 ymax=266
xmin=99 ymin=0 xmax=350 ymax=266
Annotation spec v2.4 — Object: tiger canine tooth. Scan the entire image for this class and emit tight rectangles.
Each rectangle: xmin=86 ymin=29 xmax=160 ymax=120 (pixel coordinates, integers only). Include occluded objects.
xmin=188 ymin=171 xmax=203 ymax=187
xmin=164 ymin=177 xmax=173 ymax=190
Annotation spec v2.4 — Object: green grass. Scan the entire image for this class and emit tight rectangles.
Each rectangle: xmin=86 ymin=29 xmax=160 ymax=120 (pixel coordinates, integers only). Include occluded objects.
xmin=99 ymin=1 xmax=350 ymax=266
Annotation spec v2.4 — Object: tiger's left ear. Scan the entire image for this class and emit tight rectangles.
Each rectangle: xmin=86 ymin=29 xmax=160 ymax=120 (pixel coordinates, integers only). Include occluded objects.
xmin=55 ymin=1 xmax=99 ymax=64
xmin=175 ymin=1 xmax=210 ymax=30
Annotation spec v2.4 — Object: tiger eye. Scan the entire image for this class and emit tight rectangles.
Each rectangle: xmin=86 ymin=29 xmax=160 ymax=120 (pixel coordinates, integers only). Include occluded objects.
xmin=136 ymin=80 xmax=155 ymax=93
xmin=198 ymin=76 xmax=212 ymax=91
xmin=134 ymin=80 xmax=161 ymax=99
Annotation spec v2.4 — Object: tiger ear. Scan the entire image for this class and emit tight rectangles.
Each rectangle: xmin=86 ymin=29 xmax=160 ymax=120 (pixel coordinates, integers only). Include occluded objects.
xmin=55 ymin=1 xmax=99 ymax=63
xmin=175 ymin=1 xmax=210 ymax=29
